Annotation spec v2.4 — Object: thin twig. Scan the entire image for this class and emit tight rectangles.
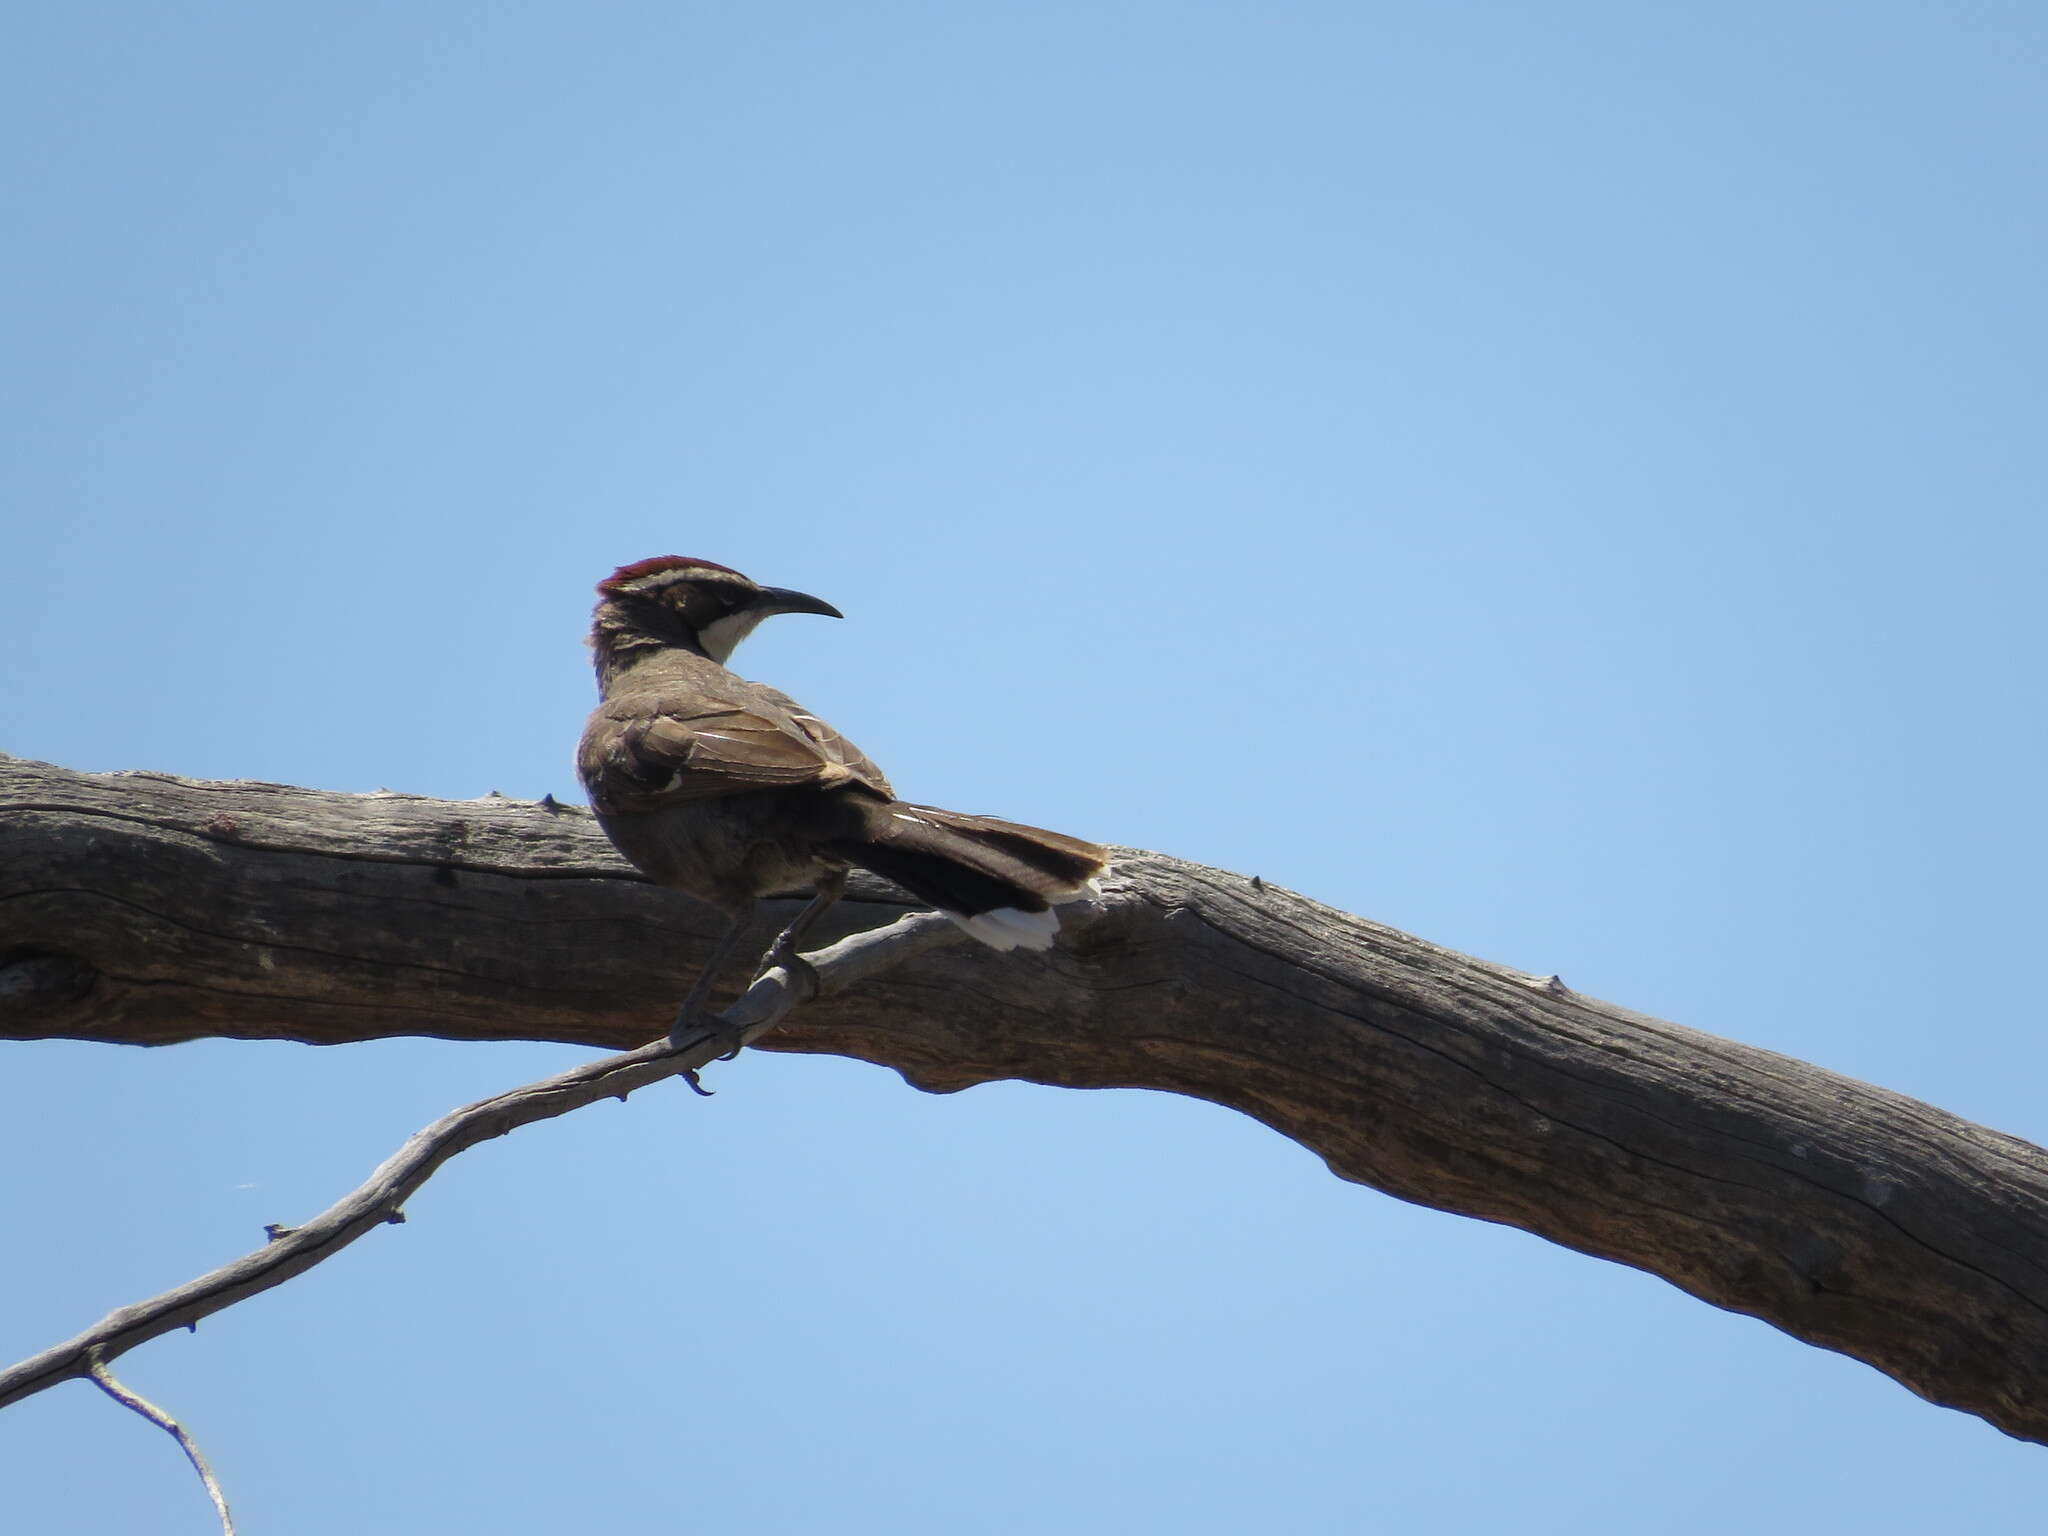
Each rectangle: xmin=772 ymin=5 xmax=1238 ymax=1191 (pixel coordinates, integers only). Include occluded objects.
xmin=0 ymin=910 xmax=964 ymax=1413
xmin=85 ymin=1347 xmax=236 ymax=1536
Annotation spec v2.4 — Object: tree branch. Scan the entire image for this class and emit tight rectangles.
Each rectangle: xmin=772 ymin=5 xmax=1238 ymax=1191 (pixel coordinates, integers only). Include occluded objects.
xmin=85 ymin=1348 xmax=238 ymax=1536
xmin=0 ymin=908 xmax=961 ymax=1411
xmin=6 ymin=755 xmax=2048 ymax=1444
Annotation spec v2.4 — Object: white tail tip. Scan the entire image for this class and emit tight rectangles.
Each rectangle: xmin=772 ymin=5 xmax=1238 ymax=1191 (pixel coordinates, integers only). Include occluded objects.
xmin=947 ymin=904 xmax=1062 ymax=951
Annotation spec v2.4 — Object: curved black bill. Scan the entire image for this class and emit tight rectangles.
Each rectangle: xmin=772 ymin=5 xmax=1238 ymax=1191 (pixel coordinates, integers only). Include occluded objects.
xmin=752 ymin=585 xmax=843 ymax=620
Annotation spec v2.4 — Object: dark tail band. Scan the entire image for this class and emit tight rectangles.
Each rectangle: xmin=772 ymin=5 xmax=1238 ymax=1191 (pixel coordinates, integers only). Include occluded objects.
xmin=825 ymin=802 xmax=1106 ymax=951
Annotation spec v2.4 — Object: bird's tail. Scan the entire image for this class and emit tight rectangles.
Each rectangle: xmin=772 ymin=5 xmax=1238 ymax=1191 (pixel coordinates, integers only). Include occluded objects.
xmin=827 ymin=802 xmax=1107 ymax=951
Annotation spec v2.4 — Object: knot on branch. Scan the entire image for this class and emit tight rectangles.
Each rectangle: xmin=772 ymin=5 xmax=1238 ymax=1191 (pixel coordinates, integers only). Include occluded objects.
xmin=0 ymin=949 xmax=99 ymax=1013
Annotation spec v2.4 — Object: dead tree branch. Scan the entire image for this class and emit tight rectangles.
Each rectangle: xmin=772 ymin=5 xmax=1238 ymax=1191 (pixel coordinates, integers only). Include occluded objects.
xmin=6 ymin=755 xmax=2048 ymax=1444
xmin=86 ymin=1348 xmax=238 ymax=1536
xmin=0 ymin=908 xmax=961 ymax=1411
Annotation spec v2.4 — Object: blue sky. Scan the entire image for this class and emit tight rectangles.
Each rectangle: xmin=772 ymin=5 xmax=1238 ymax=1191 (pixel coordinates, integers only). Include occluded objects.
xmin=4 ymin=2 xmax=2046 ymax=1530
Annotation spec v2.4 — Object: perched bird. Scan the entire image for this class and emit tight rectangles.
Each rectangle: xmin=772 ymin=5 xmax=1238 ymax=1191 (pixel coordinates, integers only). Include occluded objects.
xmin=577 ymin=556 xmax=1106 ymax=1035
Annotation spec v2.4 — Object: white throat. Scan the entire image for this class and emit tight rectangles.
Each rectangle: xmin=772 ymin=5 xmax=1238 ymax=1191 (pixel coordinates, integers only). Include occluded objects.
xmin=697 ymin=610 xmax=767 ymax=665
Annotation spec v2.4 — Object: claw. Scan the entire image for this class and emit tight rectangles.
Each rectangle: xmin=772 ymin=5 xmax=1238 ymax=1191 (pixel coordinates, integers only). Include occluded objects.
xmin=681 ymin=1067 xmax=715 ymax=1097
xmin=668 ymin=1005 xmax=726 ymax=1049
xmin=767 ymin=946 xmax=823 ymax=1000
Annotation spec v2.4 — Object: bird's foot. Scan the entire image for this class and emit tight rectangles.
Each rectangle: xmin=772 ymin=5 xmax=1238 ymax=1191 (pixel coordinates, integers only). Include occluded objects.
xmin=665 ymin=991 xmax=753 ymax=1065
xmin=666 ymin=1007 xmax=730 ymax=1093
xmin=762 ymin=942 xmax=822 ymax=1002
xmin=668 ymin=1006 xmax=745 ymax=1082
xmin=702 ymin=944 xmax=821 ymax=1062
xmin=667 ymin=1004 xmax=728 ymax=1047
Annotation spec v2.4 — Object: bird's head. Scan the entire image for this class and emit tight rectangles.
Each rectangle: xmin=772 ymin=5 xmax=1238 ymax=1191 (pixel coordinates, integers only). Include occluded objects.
xmin=590 ymin=556 xmax=842 ymax=673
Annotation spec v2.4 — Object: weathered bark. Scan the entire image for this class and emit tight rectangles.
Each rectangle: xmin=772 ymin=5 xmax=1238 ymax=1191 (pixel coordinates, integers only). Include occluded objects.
xmin=5 ymin=754 xmax=2048 ymax=1444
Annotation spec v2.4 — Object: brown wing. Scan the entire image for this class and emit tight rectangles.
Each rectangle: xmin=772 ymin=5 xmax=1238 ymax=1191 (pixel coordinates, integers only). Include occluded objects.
xmin=747 ymin=683 xmax=894 ymax=796
xmin=580 ymin=688 xmax=893 ymax=814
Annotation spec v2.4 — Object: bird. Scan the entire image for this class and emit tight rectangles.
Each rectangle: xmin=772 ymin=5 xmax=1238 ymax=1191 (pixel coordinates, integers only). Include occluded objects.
xmin=577 ymin=555 xmax=1107 ymax=1042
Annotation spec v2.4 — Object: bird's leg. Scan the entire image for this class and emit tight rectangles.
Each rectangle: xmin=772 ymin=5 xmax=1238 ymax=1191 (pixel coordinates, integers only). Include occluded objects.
xmin=669 ymin=902 xmax=756 ymax=1056
xmin=707 ymin=868 xmax=847 ymax=1064
xmin=763 ymin=866 xmax=848 ymax=977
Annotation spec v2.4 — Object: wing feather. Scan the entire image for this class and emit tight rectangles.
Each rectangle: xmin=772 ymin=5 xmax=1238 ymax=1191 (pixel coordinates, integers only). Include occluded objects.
xmin=581 ymin=689 xmax=892 ymax=813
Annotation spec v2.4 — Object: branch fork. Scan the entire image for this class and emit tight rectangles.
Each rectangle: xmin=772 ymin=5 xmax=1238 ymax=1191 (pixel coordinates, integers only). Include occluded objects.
xmin=0 ymin=907 xmax=964 ymax=1415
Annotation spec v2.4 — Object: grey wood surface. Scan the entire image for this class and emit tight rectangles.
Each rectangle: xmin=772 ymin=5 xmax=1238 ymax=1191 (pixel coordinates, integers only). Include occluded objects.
xmin=6 ymin=754 xmax=2047 ymax=1444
